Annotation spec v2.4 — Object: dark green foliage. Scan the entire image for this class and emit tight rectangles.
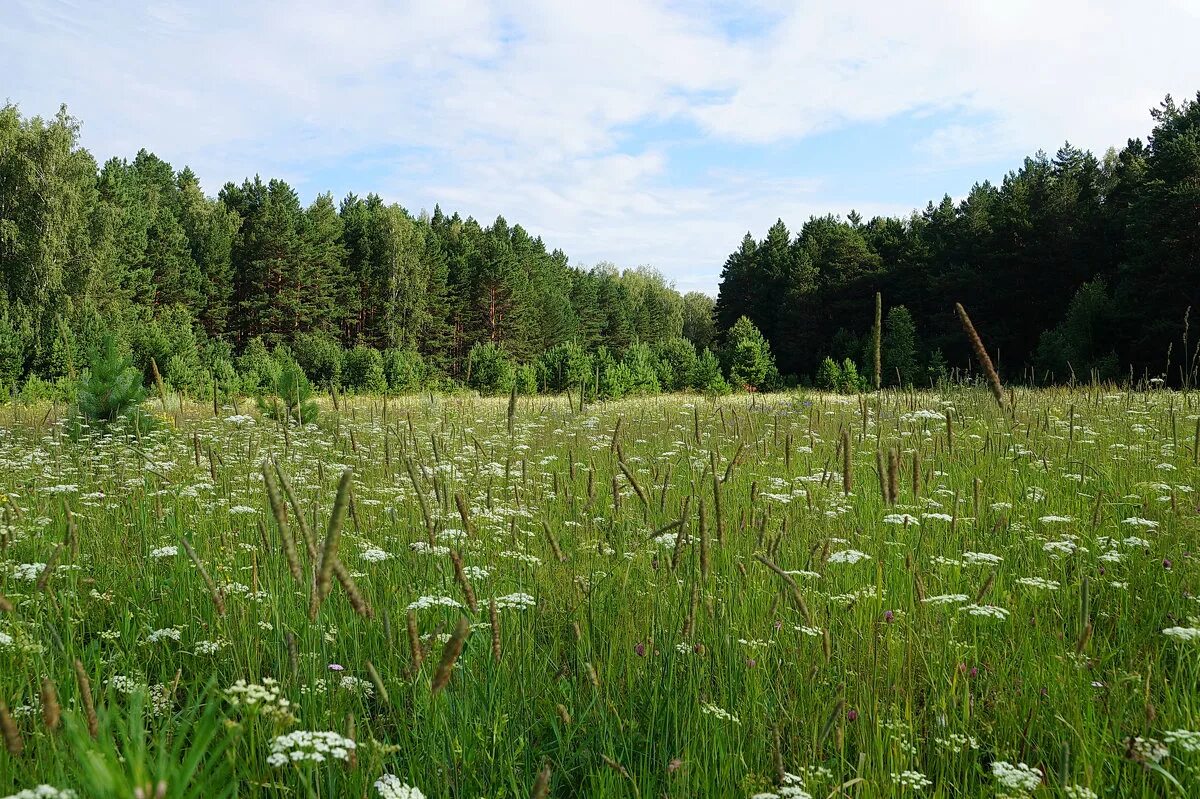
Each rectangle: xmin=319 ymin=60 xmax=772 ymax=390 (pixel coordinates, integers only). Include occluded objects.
xmin=881 ymin=305 xmax=918 ymax=387
xmin=342 ymin=344 xmax=387 ymax=393
xmin=725 ymin=316 xmax=776 ymax=390
xmin=235 ymin=337 xmax=279 ymax=395
xmin=72 ymin=333 xmax=151 ymax=426
xmin=691 ymin=348 xmax=730 ymax=395
xmin=293 ymin=331 xmax=345 ymax=389
xmin=382 ymin=347 xmax=425 ymax=393
xmin=466 ymin=341 xmax=516 ymax=396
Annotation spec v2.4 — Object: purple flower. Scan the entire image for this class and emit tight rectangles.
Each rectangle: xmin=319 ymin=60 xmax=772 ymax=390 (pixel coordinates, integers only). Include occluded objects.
xmin=634 ymin=642 xmax=646 ymax=657
xmin=846 ymin=708 xmax=858 ymax=722
xmin=328 ymin=663 xmax=344 ymax=672
xmin=1163 ymin=558 xmax=1173 ymax=570
xmin=884 ymin=610 xmax=895 ymax=623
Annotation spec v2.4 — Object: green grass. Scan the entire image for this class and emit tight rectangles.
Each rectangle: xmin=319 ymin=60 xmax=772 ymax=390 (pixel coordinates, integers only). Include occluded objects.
xmin=1 ymin=387 xmax=1198 ymax=798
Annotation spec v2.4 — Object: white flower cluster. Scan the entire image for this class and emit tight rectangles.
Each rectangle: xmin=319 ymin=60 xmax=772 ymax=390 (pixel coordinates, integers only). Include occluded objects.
xmin=700 ymin=702 xmax=740 ymax=724
xmin=10 ymin=563 xmax=46 ymax=581
xmin=146 ymin=627 xmax=182 ymax=644
xmin=1015 ymin=577 xmax=1060 ymax=590
xmin=2 ymin=786 xmax=77 ymax=799
xmin=1164 ymin=626 xmax=1200 ymax=641
xmin=922 ymin=594 xmax=970 ymax=606
xmin=750 ymin=772 xmax=812 ymax=799
xmin=1164 ymin=729 xmax=1200 ymax=753
xmin=493 ymin=592 xmax=536 ymax=610
xmin=407 ymin=595 xmax=462 ymax=612
xmin=360 ymin=547 xmax=390 ymax=563
xmin=266 ymin=730 xmax=356 ymax=767
xmin=149 ymin=546 xmax=178 ymax=559
xmin=1064 ymin=786 xmax=1098 ymax=799
xmin=991 ymin=760 xmax=1041 ymax=794
xmin=225 ymin=678 xmax=293 ymax=721
xmin=410 ymin=542 xmax=451 ymax=556
xmin=961 ymin=604 xmax=1010 ymax=620
xmin=891 ymin=770 xmax=932 ymax=790
xmin=827 ymin=549 xmax=871 ymax=565
xmin=375 ymin=775 xmax=425 ymax=799
xmin=883 ymin=513 xmax=919 ymax=526
xmin=962 ymin=551 xmax=1002 ymax=565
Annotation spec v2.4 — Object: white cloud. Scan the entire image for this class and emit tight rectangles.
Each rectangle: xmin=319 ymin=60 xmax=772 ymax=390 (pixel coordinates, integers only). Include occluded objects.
xmin=3 ymin=0 xmax=1198 ymax=294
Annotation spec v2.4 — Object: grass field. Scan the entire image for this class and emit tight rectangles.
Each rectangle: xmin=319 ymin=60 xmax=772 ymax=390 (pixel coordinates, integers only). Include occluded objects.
xmin=1 ymin=388 xmax=1198 ymax=798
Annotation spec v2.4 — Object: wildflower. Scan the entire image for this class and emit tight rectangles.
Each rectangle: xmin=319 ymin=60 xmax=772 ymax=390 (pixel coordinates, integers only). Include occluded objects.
xmin=407 ymin=595 xmax=462 ymax=612
xmin=961 ymin=604 xmax=1010 ymax=620
xmin=1126 ymin=736 xmax=1169 ymax=763
xmin=1156 ymin=623 xmax=1195 ymax=638
xmin=267 ymin=730 xmax=356 ymax=767
xmin=1039 ymin=515 xmax=1074 ymax=524
xmin=1163 ymin=729 xmax=1200 ymax=753
xmin=1122 ymin=517 xmax=1159 ymax=529
xmin=375 ymin=775 xmax=425 ymax=799
xmin=883 ymin=513 xmax=919 ymax=526
xmin=922 ymin=593 xmax=970 ymax=605
xmin=962 ymin=551 xmax=1003 ymax=565
xmin=891 ymin=770 xmax=932 ymax=790
xmin=360 ymin=548 xmax=389 ymax=563
xmin=493 ymin=592 xmax=536 ymax=610
xmin=145 ymin=628 xmax=181 ymax=644
xmin=827 ymin=549 xmax=871 ymax=564
xmin=1065 ymin=786 xmax=1098 ymax=799
xmin=149 ymin=546 xmax=178 ymax=559
xmin=1015 ymin=577 xmax=1060 ymax=590
xmin=700 ymin=702 xmax=739 ymax=724
xmin=2 ymin=787 xmax=77 ymax=799
xmin=991 ymin=761 xmax=1041 ymax=793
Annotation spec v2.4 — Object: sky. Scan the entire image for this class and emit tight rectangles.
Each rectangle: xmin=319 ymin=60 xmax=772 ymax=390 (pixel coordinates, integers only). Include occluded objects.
xmin=4 ymin=1 xmax=1200 ymax=295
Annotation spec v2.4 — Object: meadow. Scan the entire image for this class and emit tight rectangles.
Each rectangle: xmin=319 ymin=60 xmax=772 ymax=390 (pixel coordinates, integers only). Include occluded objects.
xmin=0 ymin=387 xmax=1198 ymax=798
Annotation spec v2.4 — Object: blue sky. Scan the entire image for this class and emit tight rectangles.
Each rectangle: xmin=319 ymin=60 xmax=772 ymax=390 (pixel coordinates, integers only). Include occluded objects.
xmin=4 ymin=0 xmax=1200 ymax=294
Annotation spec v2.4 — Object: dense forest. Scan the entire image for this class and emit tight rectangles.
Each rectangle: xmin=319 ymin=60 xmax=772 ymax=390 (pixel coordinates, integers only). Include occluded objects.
xmin=1 ymin=91 xmax=1198 ymax=401
xmin=717 ymin=92 xmax=1200 ymax=389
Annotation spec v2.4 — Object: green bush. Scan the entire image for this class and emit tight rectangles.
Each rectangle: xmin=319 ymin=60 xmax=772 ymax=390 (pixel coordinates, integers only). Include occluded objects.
xmin=466 ymin=342 xmax=516 ymax=396
xmin=257 ymin=354 xmax=318 ymax=425
xmin=691 ymin=348 xmax=730 ymax=395
xmin=654 ymin=336 xmax=699 ymax=392
xmin=816 ymin=357 xmax=841 ymax=392
xmin=342 ymin=345 xmax=387 ymax=393
xmin=237 ymin=337 xmax=280 ymax=395
xmin=72 ymin=334 xmax=153 ymax=430
xmin=623 ymin=341 xmax=662 ymax=396
xmin=725 ymin=316 xmax=776 ymax=391
xmin=383 ymin=348 xmax=425 ymax=394
xmin=540 ymin=341 xmax=593 ymax=393
xmin=514 ymin=363 xmax=538 ymax=395
xmin=294 ymin=332 xmax=344 ymax=389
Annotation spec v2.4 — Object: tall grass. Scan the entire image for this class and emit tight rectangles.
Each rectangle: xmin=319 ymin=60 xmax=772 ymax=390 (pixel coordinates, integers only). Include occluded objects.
xmin=0 ymin=386 xmax=1198 ymax=797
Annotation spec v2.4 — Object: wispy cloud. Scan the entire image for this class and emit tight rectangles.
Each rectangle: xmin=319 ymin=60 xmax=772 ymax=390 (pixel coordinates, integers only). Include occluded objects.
xmin=4 ymin=0 xmax=1198 ymax=293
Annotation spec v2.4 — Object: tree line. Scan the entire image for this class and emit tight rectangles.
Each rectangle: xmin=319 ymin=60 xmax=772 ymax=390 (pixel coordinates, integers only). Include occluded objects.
xmin=716 ymin=92 xmax=1200 ymax=388
xmin=0 ymin=103 xmax=735 ymax=401
xmin=3 ymin=92 xmax=1198 ymax=403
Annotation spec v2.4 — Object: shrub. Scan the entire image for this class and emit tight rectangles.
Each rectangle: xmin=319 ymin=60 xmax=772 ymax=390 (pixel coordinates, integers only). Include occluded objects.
xmin=343 ymin=345 xmax=387 ymax=393
xmin=816 ymin=357 xmax=842 ymax=391
xmin=725 ymin=316 xmax=776 ymax=391
xmin=72 ymin=334 xmax=153 ymax=429
xmin=514 ymin=363 xmax=538 ymax=395
xmin=382 ymin=348 xmax=425 ymax=394
xmin=257 ymin=354 xmax=318 ymax=425
xmin=466 ymin=342 xmax=516 ymax=396
xmin=237 ymin=337 xmax=280 ymax=396
xmin=623 ymin=341 xmax=662 ymax=396
xmin=654 ymin=336 xmax=698 ymax=392
xmin=294 ymin=332 xmax=344 ymax=389
xmin=691 ymin=348 xmax=730 ymax=395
